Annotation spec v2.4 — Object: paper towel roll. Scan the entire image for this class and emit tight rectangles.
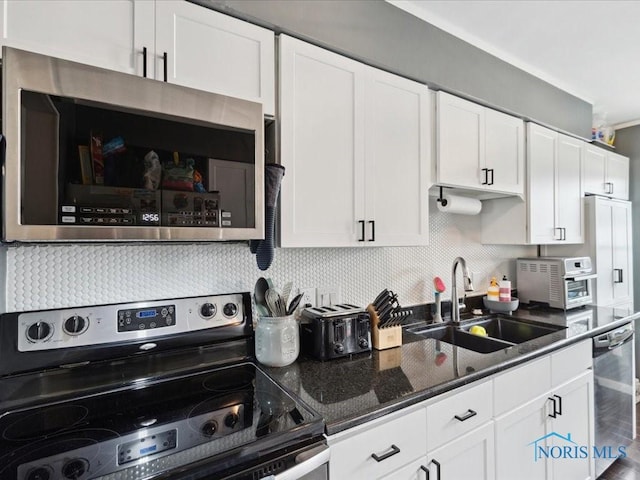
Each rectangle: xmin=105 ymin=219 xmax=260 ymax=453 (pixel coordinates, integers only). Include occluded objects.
xmin=437 ymin=194 xmax=482 ymax=215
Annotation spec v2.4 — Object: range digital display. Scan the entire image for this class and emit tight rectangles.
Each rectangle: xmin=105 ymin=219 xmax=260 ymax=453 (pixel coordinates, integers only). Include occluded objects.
xmin=118 ymin=429 xmax=177 ymax=465
xmin=137 ymin=309 xmax=157 ymax=319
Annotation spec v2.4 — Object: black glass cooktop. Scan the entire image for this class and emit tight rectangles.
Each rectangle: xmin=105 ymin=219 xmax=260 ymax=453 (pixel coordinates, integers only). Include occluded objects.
xmin=0 ymin=363 xmax=323 ymax=480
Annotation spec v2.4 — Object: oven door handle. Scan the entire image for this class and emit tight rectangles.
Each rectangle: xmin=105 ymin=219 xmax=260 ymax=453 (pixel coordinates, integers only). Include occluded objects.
xmin=564 ymin=273 xmax=598 ymax=281
xmin=265 ymin=443 xmax=330 ymax=480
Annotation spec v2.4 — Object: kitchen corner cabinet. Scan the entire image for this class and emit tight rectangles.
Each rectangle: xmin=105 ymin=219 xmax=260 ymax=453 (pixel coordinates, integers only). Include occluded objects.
xmin=436 ymin=91 xmax=524 ymax=196
xmin=481 ymin=123 xmax=583 ymax=245
xmin=279 ymin=34 xmax=430 ymax=248
xmin=583 ymin=144 xmax=629 ymax=200
xmin=0 ymin=0 xmax=275 ymax=115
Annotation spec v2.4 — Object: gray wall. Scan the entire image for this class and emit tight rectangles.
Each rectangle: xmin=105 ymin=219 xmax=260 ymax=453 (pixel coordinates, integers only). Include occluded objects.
xmin=198 ymin=0 xmax=592 ymax=138
xmin=613 ymin=126 xmax=640 ymax=307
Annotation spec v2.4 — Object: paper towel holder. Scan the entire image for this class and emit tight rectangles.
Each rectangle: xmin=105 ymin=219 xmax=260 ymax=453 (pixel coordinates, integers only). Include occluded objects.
xmin=437 ymin=186 xmax=448 ymax=207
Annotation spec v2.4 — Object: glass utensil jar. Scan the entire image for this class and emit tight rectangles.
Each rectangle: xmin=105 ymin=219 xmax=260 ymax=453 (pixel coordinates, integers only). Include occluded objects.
xmin=255 ymin=315 xmax=299 ymax=367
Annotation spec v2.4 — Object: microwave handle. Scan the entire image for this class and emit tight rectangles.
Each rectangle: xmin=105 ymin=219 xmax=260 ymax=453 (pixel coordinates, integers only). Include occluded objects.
xmin=564 ymin=274 xmax=598 ymax=281
xmin=265 ymin=444 xmax=330 ymax=480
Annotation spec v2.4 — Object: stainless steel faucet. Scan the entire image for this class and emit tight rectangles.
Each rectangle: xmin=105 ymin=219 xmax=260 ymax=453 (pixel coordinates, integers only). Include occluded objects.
xmin=451 ymin=257 xmax=474 ymax=323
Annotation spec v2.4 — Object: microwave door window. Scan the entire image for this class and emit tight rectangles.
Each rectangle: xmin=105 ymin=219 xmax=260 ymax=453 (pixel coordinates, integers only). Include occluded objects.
xmin=19 ymin=90 xmax=256 ymax=231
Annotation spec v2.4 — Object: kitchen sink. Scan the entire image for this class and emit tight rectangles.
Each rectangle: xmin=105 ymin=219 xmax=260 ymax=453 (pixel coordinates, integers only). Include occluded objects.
xmin=461 ymin=316 xmax=566 ymax=344
xmin=406 ymin=324 xmax=515 ymax=353
xmin=405 ymin=315 xmax=567 ymax=354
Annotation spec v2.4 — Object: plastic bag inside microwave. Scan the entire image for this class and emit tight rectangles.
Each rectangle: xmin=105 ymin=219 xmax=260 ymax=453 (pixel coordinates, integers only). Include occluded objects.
xmin=162 ymin=156 xmax=195 ymax=191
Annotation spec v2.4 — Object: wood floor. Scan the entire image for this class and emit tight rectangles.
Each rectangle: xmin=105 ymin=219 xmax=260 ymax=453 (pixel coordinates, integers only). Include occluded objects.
xmin=598 ymin=402 xmax=640 ymax=479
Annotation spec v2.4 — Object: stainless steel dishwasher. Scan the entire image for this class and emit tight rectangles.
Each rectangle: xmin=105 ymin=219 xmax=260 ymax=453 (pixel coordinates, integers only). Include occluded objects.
xmin=593 ymin=322 xmax=635 ymax=478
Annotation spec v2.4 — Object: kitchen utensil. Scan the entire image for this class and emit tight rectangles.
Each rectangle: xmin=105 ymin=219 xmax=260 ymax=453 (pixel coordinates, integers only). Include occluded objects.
xmin=254 ymin=277 xmax=271 ymax=315
xmin=286 ymin=293 xmax=304 ymax=315
xmin=266 ymin=288 xmax=286 ymax=316
xmin=281 ymin=281 xmax=293 ymax=308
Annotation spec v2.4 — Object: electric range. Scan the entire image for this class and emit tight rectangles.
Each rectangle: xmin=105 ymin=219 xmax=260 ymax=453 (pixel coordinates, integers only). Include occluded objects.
xmin=0 ymin=293 xmax=326 ymax=480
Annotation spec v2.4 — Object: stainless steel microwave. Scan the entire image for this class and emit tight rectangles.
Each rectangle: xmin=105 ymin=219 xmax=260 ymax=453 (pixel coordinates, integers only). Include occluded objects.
xmin=517 ymin=257 xmax=596 ymax=310
xmin=2 ymin=47 xmax=264 ymax=242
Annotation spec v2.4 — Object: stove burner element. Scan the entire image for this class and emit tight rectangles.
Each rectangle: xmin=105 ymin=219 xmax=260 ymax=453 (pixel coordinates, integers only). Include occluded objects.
xmin=2 ymin=405 xmax=89 ymax=441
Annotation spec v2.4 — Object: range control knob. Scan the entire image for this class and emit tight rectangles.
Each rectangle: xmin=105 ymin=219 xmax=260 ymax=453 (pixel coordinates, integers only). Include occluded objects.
xmin=61 ymin=458 xmax=88 ymax=480
xmin=26 ymin=322 xmax=52 ymax=342
xmin=26 ymin=467 xmax=52 ymax=480
xmin=334 ymin=343 xmax=345 ymax=354
xmin=200 ymin=303 xmax=216 ymax=319
xmin=223 ymin=303 xmax=238 ymax=318
xmin=201 ymin=420 xmax=218 ymax=437
xmin=359 ymin=338 xmax=369 ymax=349
xmin=224 ymin=412 xmax=239 ymax=428
xmin=63 ymin=315 xmax=87 ymax=335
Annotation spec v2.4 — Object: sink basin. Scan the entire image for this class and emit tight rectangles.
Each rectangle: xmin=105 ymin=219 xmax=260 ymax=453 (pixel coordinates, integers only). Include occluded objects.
xmin=406 ymin=324 xmax=514 ymax=353
xmin=405 ymin=315 xmax=567 ymax=354
xmin=461 ymin=316 xmax=566 ymax=344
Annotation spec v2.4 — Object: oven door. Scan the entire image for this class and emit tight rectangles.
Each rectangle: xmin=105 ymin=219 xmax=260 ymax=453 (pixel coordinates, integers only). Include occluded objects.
xmin=262 ymin=444 xmax=329 ymax=480
xmin=564 ymin=274 xmax=597 ymax=308
xmin=163 ymin=441 xmax=329 ymax=480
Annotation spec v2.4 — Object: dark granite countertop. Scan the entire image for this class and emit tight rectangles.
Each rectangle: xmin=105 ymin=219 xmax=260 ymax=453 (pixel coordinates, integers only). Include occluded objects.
xmin=264 ymin=304 xmax=640 ymax=436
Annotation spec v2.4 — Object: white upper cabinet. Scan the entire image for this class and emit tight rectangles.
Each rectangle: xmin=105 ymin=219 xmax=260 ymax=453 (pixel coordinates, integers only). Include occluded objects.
xmin=0 ymin=0 xmax=154 ymax=75
xmin=0 ymin=0 xmax=275 ymax=115
xmin=481 ymin=123 xmax=583 ymax=245
xmin=155 ymin=1 xmax=275 ymax=115
xmin=583 ymin=144 xmax=629 ymax=200
xmin=279 ymin=35 xmax=430 ymax=248
xmin=528 ymin=124 xmax=583 ymax=244
xmin=436 ymin=91 xmax=524 ymax=196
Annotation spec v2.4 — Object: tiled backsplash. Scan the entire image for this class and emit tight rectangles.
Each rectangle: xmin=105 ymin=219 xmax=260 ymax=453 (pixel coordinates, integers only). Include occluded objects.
xmin=3 ymin=200 xmax=535 ymax=312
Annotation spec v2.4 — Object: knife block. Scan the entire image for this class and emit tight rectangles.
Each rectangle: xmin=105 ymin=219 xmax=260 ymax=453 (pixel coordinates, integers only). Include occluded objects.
xmin=367 ymin=304 xmax=402 ymax=351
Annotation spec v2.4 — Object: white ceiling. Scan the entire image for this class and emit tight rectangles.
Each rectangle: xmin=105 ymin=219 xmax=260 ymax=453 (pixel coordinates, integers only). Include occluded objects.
xmin=389 ymin=0 xmax=640 ymax=129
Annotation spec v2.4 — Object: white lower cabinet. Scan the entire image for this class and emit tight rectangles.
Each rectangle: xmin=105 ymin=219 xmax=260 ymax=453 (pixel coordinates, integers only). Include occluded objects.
xmin=495 ymin=371 xmax=594 ymax=480
xmin=329 ymin=341 xmax=593 ymax=480
xmin=328 ymin=406 xmax=427 ymax=480
xmin=380 ymin=423 xmax=495 ymax=480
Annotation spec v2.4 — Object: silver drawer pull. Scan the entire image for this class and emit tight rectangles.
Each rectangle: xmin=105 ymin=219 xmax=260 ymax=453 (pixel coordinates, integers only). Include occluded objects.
xmin=371 ymin=444 xmax=400 ymax=462
xmin=454 ymin=409 xmax=477 ymax=421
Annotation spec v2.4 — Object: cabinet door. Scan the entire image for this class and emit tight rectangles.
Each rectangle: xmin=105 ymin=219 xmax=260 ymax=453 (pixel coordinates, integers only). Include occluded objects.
xmin=556 ymin=134 xmax=583 ymax=243
xmin=607 ymin=152 xmax=629 ymax=200
xmin=378 ymin=456 xmax=429 ymax=480
xmin=583 ymin=145 xmax=607 ymax=196
xmin=595 ymin=199 xmax=615 ymax=305
xmin=527 ymin=123 xmax=558 ymax=244
xmin=364 ymin=69 xmax=430 ymax=246
xmin=426 ymin=422 xmax=495 ymax=480
xmin=279 ymin=35 xmax=365 ymax=247
xmin=328 ymin=407 xmax=427 ymax=480
xmin=437 ymin=91 xmax=485 ymax=189
xmin=549 ymin=372 xmax=595 ymax=480
xmin=611 ymin=201 xmax=633 ymax=304
xmin=495 ymin=396 xmax=548 ymax=480
xmin=485 ymin=109 xmax=525 ymax=195
xmin=0 ymin=0 xmax=153 ymax=76
xmin=156 ymin=1 xmax=275 ymax=115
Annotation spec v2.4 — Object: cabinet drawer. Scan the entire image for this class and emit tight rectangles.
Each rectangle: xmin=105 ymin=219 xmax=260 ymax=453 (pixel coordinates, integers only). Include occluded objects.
xmin=551 ymin=339 xmax=592 ymax=386
xmin=426 ymin=380 xmax=493 ymax=450
xmin=329 ymin=407 xmax=427 ymax=480
xmin=494 ymin=356 xmax=551 ymax=416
